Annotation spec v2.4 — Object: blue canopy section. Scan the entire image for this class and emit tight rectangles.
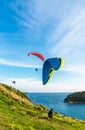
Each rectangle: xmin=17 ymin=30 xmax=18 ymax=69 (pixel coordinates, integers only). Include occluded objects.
xmin=42 ymin=58 xmax=63 ymax=85
xmin=46 ymin=58 xmax=61 ymax=70
xmin=42 ymin=59 xmax=52 ymax=85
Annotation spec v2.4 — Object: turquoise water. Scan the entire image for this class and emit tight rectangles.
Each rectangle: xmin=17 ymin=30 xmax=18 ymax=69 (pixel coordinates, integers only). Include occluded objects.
xmin=26 ymin=93 xmax=85 ymax=120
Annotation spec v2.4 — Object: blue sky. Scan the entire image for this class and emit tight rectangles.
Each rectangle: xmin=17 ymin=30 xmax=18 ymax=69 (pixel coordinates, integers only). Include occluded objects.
xmin=0 ymin=0 xmax=85 ymax=92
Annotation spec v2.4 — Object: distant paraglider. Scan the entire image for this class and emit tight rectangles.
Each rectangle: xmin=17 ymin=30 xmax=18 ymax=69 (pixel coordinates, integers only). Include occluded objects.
xmin=28 ymin=51 xmax=45 ymax=71
xmin=28 ymin=51 xmax=64 ymax=85
xmin=12 ymin=81 xmax=16 ymax=84
xmin=35 ymin=68 xmax=38 ymax=71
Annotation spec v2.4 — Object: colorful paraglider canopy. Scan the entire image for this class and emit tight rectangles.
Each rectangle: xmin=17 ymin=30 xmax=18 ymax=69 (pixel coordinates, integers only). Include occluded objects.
xmin=28 ymin=52 xmax=45 ymax=61
xmin=42 ymin=57 xmax=64 ymax=85
xmin=12 ymin=81 xmax=16 ymax=84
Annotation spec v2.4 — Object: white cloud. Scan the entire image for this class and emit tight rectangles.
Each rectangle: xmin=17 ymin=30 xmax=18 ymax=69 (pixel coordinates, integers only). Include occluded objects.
xmin=51 ymin=8 xmax=85 ymax=56
xmin=1 ymin=77 xmax=85 ymax=93
xmin=63 ymin=65 xmax=85 ymax=74
xmin=0 ymin=58 xmax=41 ymax=68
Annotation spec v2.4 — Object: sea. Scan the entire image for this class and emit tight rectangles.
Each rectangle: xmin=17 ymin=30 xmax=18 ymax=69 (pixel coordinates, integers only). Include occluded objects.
xmin=26 ymin=93 xmax=85 ymax=120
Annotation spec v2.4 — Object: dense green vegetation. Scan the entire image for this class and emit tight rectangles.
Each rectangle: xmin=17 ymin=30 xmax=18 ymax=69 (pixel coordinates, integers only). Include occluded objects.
xmin=64 ymin=91 xmax=85 ymax=103
xmin=0 ymin=83 xmax=85 ymax=130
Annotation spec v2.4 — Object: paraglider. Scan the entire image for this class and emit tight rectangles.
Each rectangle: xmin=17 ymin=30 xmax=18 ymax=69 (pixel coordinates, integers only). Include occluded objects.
xmin=12 ymin=81 xmax=16 ymax=84
xmin=35 ymin=68 xmax=38 ymax=71
xmin=48 ymin=108 xmax=53 ymax=119
xmin=28 ymin=51 xmax=64 ymax=85
xmin=28 ymin=52 xmax=45 ymax=61
xmin=28 ymin=51 xmax=45 ymax=71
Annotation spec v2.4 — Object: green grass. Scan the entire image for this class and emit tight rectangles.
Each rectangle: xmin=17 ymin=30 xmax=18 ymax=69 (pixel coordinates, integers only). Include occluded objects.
xmin=0 ymin=83 xmax=85 ymax=130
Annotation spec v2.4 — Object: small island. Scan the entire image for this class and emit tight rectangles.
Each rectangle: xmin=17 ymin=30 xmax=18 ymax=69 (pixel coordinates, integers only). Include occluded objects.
xmin=64 ymin=91 xmax=85 ymax=104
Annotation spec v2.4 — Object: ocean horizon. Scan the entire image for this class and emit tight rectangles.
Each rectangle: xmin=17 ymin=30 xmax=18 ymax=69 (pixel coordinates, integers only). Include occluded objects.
xmin=26 ymin=92 xmax=85 ymax=120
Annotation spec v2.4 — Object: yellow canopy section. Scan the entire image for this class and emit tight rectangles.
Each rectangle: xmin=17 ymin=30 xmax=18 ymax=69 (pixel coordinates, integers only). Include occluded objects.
xmin=58 ymin=58 xmax=64 ymax=70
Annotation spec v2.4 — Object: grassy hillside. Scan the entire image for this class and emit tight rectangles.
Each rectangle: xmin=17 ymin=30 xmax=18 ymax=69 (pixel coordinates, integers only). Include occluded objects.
xmin=0 ymin=83 xmax=85 ymax=130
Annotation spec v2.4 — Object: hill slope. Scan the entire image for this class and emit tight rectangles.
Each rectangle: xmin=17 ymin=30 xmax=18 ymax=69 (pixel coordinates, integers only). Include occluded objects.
xmin=0 ymin=83 xmax=85 ymax=130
